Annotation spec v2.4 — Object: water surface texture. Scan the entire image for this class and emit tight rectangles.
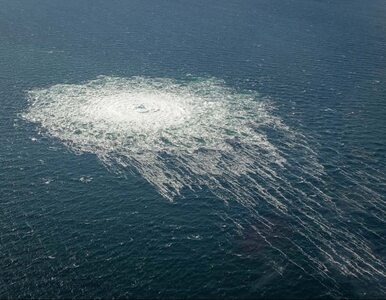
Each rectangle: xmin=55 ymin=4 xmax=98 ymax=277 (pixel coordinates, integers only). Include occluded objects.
xmin=1 ymin=0 xmax=386 ymax=298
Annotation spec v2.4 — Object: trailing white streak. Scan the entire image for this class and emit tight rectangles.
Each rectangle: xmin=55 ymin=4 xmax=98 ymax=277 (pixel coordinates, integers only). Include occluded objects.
xmin=22 ymin=76 xmax=386 ymax=292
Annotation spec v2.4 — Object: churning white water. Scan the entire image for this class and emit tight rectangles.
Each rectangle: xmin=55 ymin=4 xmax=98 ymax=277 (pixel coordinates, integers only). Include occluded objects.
xmin=23 ymin=76 xmax=286 ymax=200
xmin=22 ymin=76 xmax=386 ymax=292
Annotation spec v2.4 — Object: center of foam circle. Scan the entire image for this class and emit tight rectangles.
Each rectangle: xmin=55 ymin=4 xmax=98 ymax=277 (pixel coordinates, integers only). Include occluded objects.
xmin=88 ymin=91 xmax=191 ymax=132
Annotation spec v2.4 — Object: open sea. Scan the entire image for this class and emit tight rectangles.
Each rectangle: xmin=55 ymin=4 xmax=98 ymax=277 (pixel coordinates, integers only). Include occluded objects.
xmin=1 ymin=0 xmax=386 ymax=298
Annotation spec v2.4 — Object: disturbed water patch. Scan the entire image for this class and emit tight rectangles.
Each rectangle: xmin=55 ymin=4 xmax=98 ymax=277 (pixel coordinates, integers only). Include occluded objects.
xmin=22 ymin=76 xmax=286 ymax=199
xmin=22 ymin=76 xmax=386 ymax=293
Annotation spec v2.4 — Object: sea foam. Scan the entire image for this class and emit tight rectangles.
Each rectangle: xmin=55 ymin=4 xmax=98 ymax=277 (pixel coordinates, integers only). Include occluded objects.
xmin=22 ymin=76 xmax=386 ymax=293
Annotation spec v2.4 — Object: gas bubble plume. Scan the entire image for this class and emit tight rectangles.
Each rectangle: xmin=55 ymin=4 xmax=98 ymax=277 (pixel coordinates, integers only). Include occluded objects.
xmin=22 ymin=76 xmax=386 ymax=293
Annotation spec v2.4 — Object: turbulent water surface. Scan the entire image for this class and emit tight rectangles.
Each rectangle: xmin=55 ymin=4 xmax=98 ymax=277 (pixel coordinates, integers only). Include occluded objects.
xmin=1 ymin=0 xmax=386 ymax=298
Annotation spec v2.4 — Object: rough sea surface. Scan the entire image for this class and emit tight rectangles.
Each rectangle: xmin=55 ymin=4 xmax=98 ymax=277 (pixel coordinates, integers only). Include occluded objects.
xmin=1 ymin=0 xmax=386 ymax=298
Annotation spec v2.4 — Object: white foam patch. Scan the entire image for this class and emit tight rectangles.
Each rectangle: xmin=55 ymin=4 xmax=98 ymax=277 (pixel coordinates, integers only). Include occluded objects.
xmin=23 ymin=76 xmax=285 ymax=199
xmin=22 ymin=76 xmax=386 ymax=293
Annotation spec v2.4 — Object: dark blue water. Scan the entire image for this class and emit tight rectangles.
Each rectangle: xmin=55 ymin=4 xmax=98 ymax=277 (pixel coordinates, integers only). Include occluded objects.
xmin=1 ymin=0 xmax=386 ymax=298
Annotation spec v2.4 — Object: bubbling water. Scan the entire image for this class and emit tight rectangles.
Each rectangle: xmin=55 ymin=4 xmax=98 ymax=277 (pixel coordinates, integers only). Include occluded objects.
xmin=23 ymin=76 xmax=285 ymax=199
xmin=89 ymin=91 xmax=190 ymax=131
xmin=22 ymin=76 xmax=386 ymax=294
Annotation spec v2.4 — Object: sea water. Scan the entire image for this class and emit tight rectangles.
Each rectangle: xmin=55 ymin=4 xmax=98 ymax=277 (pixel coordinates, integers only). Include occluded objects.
xmin=1 ymin=0 xmax=386 ymax=298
